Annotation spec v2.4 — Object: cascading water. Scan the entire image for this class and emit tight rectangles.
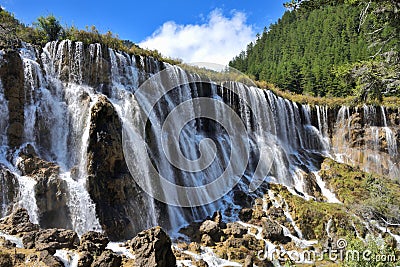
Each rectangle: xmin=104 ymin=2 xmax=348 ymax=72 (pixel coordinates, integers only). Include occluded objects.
xmin=0 ymin=39 xmax=398 ymax=241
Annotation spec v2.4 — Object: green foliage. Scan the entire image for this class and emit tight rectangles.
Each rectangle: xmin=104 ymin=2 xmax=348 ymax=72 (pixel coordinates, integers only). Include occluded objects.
xmin=34 ymin=15 xmax=62 ymax=43
xmin=231 ymin=1 xmax=400 ymax=101
xmin=343 ymin=235 xmax=400 ymax=267
xmin=230 ymin=4 xmax=374 ymax=97
xmin=0 ymin=8 xmax=181 ymax=65
xmin=321 ymin=158 xmax=400 ymax=225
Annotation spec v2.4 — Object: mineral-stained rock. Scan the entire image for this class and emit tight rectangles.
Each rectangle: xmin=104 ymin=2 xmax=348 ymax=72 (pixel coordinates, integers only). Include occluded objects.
xmin=0 ymin=207 xmax=39 ymax=234
xmin=34 ymin=228 xmax=79 ymax=254
xmin=91 ymin=250 xmax=122 ymax=267
xmin=130 ymin=226 xmax=176 ymax=267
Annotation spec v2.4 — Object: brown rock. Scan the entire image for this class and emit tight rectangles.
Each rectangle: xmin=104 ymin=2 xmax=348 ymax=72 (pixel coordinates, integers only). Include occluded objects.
xmin=91 ymin=250 xmax=122 ymax=267
xmin=79 ymin=231 xmax=109 ymax=255
xmin=199 ymin=220 xmax=222 ymax=242
xmin=130 ymin=226 xmax=176 ymax=267
xmin=261 ymin=219 xmax=291 ymax=244
xmin=35 ymin=228 xmax=79 ymax=254
xmin=0 ymin=252 xmax=13 ymax=267
xmin=223 ymin=222 xmax=247 ymax=238
xmin=39 ymin=250 xmax=64 ymax=267
xmin=77 ymin=251 xmax=93 ymax=267
xmin=0 ymin=208 xmax=39 ymax=234
xmin=243 ymin=255 xmax=253 ymax=267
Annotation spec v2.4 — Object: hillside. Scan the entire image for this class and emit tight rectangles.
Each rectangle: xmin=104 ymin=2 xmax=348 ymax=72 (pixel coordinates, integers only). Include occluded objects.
xmin=229 ymin=1 xmax=400 ymax=100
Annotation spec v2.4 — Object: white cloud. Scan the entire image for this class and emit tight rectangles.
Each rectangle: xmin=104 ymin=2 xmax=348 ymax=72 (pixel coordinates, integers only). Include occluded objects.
xmin=139 ymin=9 xmax=255 ymax=66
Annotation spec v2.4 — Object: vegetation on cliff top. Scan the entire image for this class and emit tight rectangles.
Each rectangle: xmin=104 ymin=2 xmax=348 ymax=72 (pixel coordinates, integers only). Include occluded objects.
xmin=0 ymin=8 xmax=181 ymax=65
xmin=230 ymin=0 xmax=400 ymax=104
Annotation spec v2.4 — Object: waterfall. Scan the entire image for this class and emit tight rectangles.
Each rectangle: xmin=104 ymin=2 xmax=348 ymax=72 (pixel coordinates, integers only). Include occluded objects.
xmin=0 ymin=80 xmax=8 ymax=147
xmin=0 ymin=39 xmax=398 ymax=239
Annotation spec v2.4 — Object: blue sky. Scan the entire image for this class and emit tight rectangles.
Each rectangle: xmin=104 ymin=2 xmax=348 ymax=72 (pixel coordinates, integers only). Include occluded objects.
xmin=1 ymin=0 xmax=287 ymax=64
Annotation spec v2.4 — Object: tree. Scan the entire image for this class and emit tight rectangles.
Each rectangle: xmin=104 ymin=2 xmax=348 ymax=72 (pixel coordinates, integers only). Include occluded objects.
xmin=35 ymin=15 xmax=63 ymax=42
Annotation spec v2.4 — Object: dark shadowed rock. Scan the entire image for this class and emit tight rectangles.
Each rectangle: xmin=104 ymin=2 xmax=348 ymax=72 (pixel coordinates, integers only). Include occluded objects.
xmin=0 ymin=207 xmax=39 ymax=234
xmin=87 ymin=95 xmax=153 ymax=240
xmin=35 ymin=228 xmax=79 ymax=254
xmin=91 ymin=250 xmax=122 ymax=267
xmin=238 ymin=208 xmax=253 ymax=222
xmin=0 ymin=51 xmax=25 ymax=148
xmin=0 ymin=252 xmax=13 ymax=267
xmin=0 ymin=166 xmax=19 ymax=216
xmin=130 ymin=226 xmax=176 ymax=267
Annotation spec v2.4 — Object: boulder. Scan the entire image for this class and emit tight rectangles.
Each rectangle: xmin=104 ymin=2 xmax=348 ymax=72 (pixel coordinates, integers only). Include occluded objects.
xmin=261 ymin=219 xmax=291 ymax=244
xmin=0 ymin=208 xmax=39 ymax=234
xmin=91 ymin=250 xmax=122 ymax=267
xmin=223 ymin=222 xmax=247 ymax=238
xmin=130 ymin=226 xmax=176 ymax=267
xmin=199 ymin=220 xmax=223 ymax=242
xmin=79 ymin=231 xmax=109 ymax=255
xmin=34 ymin=228 xmax=79 ymax=254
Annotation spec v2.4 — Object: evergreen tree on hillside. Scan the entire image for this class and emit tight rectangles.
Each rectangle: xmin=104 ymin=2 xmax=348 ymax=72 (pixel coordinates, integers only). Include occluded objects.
xmin=230 ymin=1 xmax=399 ymax=100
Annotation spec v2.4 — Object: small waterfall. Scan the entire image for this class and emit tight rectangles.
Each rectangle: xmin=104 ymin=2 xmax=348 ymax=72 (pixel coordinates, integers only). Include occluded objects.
xmin=16 ymin=175 xmax=39 ymax=224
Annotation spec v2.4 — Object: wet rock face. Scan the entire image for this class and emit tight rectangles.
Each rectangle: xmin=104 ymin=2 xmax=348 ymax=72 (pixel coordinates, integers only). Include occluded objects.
xmin=129 ymin=226 xmax=176 ymax=267
xmin=16 ymin=144 xmax=72 ymax=229
xmin=0 ymin=51 xmax=25 ymax=148
xmin=87 ymin=95 xmax=151 ymax=240
xmin=0 ymin=166 xmax=19 ymax=216
xmin=52 ymin=41 xmax=112 ymax=94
